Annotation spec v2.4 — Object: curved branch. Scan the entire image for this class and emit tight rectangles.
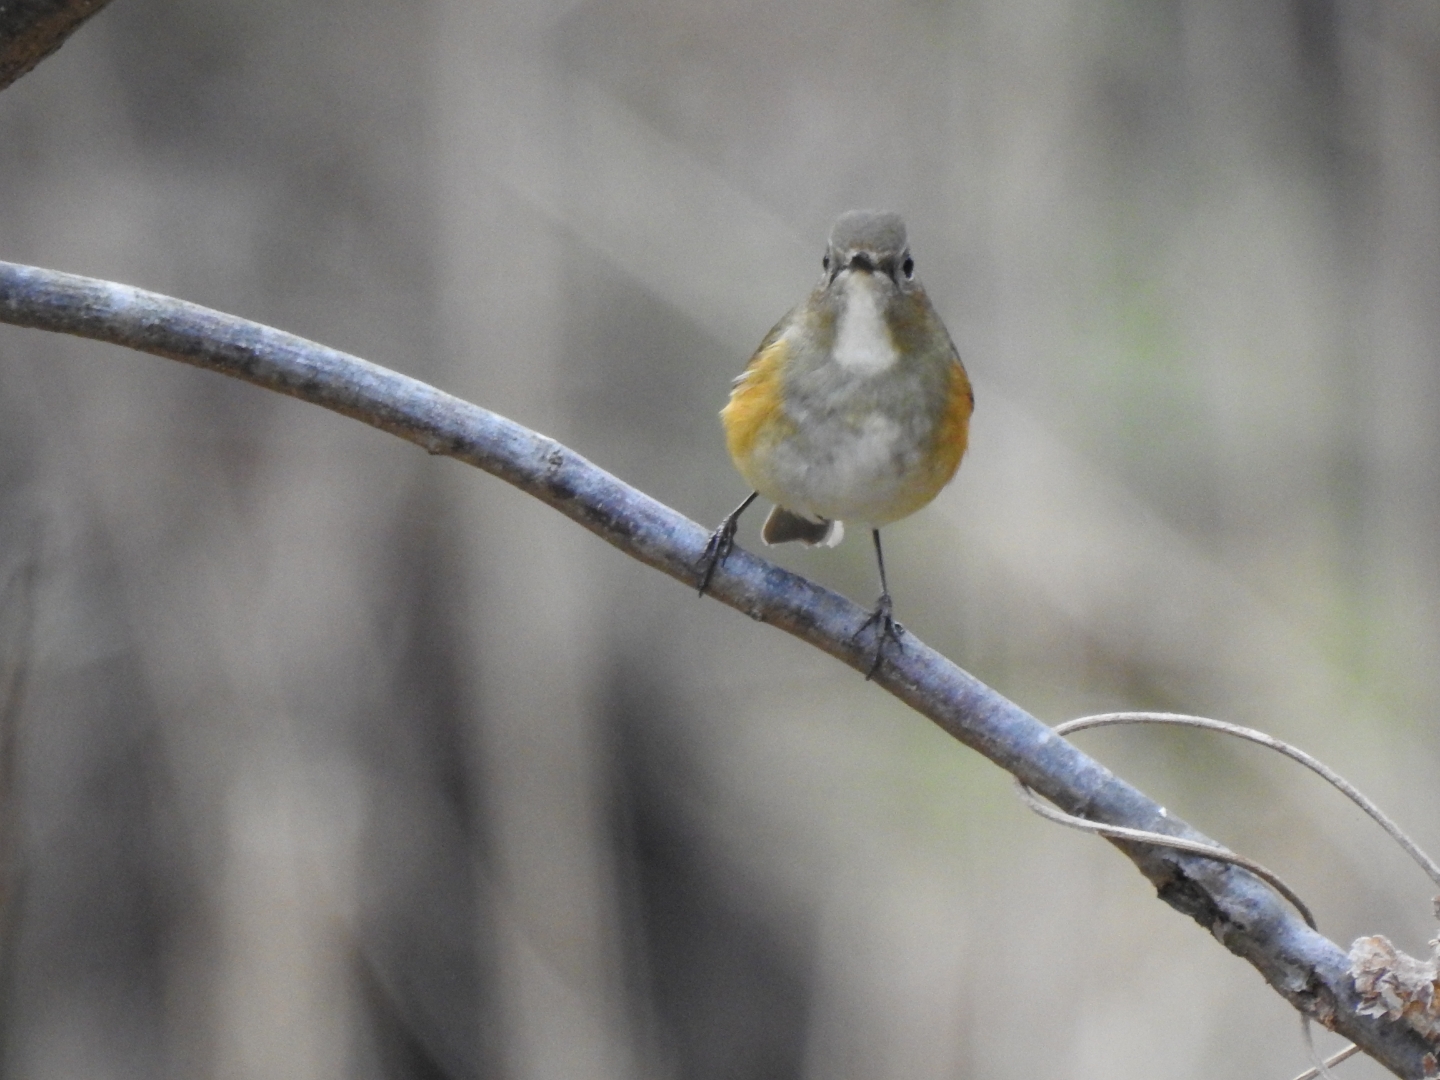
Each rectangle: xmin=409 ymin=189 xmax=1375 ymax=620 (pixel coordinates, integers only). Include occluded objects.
xmin=0 ymin=260 xmax=1433 ymax=1078
xmin=0 ymin=0 xmax=116 ymax=92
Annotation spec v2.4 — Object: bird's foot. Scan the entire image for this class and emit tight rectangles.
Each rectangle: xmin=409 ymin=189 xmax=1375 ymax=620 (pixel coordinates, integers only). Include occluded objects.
xmin=854 ymin=592 xmax=904 ymax=679
xmin=697 ymin=517 xmax=740 ymax=596
xmin=698 ymin=493 xmax=760 ymax=597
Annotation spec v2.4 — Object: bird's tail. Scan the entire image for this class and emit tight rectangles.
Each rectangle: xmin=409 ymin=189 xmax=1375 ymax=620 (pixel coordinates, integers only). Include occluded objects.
xmin=761 ymin=507 xmax=844 ymax=548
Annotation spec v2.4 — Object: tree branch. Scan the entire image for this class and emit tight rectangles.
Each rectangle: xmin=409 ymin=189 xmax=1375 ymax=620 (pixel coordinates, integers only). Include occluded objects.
xmin=0 ymin=259 xmax=1433 ymax=1078
xmin=0 ymin=0 xmax=116 ymax=92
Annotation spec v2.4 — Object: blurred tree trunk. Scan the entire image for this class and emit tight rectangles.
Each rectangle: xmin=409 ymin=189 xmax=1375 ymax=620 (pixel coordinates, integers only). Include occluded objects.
xmin=433 ymin=3 xmax=635 ymax=1077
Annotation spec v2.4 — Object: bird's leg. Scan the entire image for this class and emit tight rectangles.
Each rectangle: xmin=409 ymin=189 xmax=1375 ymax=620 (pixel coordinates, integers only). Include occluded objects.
xmin=855 ymin=529 xmax=904 ymax=678
xmin=698 ymin=491 xmax=759 ymax=596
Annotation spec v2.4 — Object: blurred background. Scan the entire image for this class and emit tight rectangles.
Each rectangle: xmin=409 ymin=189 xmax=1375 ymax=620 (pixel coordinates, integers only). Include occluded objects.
xmin=0 ymin=0 xmax=1438 ymax=1077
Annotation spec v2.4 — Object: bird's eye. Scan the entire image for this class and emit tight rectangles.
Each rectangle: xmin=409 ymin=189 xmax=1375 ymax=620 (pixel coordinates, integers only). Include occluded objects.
xmin=902 ymin=256 xmax=914 ymax=279
xmin=822 ymin=254 xmax=830 ymax=271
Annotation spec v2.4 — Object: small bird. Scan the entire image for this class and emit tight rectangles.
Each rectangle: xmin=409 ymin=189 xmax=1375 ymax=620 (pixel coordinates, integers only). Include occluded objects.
xmin=698 ymin=210 xmax=973 ymax=677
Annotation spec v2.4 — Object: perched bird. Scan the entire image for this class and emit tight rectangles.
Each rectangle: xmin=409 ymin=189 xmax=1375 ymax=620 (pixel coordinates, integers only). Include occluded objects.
xmin=698 ymin=210 xmax=973 ymax=677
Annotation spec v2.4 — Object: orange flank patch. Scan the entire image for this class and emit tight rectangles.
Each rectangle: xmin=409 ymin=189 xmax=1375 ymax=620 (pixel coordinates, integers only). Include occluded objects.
xmin=929 ymin=358 xmax=973 ymax=490
xmin=721 ymin=335 xmax=793 ymax=478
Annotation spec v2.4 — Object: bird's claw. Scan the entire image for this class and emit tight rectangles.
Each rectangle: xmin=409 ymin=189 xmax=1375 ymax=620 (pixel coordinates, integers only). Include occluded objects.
xmin=855 ymin=593 xmax=904 ymax=679
xmin=697 ymin=520 xmax=737 ymax=596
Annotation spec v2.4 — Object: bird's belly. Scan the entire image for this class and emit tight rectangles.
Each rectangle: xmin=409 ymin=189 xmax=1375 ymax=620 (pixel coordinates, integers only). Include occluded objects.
xmin=755 ymin=412 xmax=932 ymax=526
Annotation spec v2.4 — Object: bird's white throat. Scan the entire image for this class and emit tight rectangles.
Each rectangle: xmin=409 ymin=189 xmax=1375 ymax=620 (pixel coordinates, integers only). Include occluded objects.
xmin=832 ymin=275 xmax=898 ymax=375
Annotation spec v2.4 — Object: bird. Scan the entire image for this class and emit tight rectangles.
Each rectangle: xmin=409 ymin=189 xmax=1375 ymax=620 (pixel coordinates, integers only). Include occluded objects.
xmin=697 ymin=209 xmax=973 ymax=677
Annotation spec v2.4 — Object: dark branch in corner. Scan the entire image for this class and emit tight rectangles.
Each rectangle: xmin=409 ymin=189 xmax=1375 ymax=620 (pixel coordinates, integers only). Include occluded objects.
xmin=0 ymin=259 xmax=1434 ymax=1078
xmin=0 ymin=0 xmax=116 ymax=92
